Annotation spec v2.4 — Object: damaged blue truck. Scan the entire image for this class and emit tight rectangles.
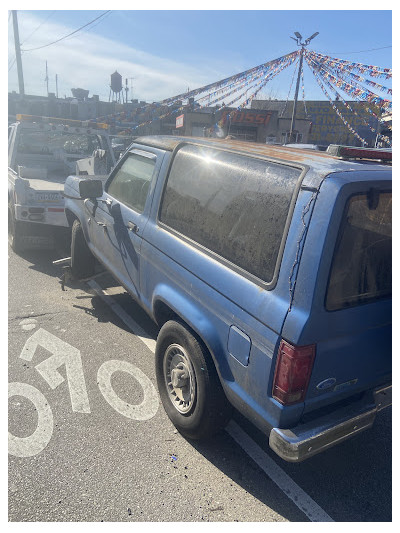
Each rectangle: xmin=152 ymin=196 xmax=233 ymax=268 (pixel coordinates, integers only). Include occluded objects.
xmin=63 ymin=137 xmax=392 ymax=462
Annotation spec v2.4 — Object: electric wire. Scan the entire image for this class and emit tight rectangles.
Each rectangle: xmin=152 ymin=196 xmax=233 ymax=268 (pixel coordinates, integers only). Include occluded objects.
xmin=316 ymin=45 xmax=391 ymax=55
xmin=20 ymin=11 xmax=56 ymax=46
xmin=21 ymin=11 xmax=111 ymax=52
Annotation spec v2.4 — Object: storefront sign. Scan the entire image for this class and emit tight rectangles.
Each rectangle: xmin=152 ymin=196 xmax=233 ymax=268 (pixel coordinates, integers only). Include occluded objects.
xmin=222 ymin=110 xmax=272 ymax=126
xmin=176 ymin=114 xmax=184 ymax=128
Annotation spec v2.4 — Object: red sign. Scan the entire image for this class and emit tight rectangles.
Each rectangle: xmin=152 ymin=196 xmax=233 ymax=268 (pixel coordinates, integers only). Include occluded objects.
xmin=221 ymin=110 xmax=272 ymax=127
xmin=232 ymin=111 xmax=272 ymax=126
xmin=176 ymin=114 xmax=184 ymax=128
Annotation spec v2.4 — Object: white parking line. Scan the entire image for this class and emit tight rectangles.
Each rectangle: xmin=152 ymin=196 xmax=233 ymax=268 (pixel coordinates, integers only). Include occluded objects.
xmin=87 ymin=279 xmax=335 ymax=522
xmin=226 ymin=421 xmax=334 ymax=522
xmin=87 ymin=280 xmax=156 ymax=352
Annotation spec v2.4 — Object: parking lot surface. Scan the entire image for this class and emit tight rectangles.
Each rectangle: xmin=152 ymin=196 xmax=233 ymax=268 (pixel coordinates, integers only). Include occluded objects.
xmin=8 ymin=246 xmax=392 ymax=522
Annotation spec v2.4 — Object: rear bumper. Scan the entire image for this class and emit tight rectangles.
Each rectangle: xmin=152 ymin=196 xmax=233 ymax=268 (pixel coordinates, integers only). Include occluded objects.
xmin=269 ymin=384 xmax=391 ymax=462
xmin=15 ymin=204 xmax=68 ymax=227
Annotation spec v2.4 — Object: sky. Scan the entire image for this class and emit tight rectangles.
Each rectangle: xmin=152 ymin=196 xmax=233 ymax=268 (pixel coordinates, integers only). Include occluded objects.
xmin=7 ymin=4 xmax=393 ymax=106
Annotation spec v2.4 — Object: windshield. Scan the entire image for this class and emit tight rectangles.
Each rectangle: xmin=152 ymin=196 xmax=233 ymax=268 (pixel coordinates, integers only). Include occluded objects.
xmin=326 ymin=191 xmax=392 ymax=311
xmin=17 ymin=129 xmax=101 ymax=157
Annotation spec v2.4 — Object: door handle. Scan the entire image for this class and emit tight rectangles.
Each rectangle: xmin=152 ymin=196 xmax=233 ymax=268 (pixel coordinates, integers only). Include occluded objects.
xmin=127 ymin=221 xmax=139 ymax=233
xmin=96 ymin=221 xmax=108 ymax=232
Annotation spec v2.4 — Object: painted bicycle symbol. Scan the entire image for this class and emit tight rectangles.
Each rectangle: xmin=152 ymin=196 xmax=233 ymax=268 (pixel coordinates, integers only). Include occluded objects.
xmin=9 ymin=326 xmax=159 ymax=457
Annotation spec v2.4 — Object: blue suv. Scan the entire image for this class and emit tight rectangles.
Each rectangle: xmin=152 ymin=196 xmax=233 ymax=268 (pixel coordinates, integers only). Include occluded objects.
xmin=64 ymin=138 xmax=392 ymax=462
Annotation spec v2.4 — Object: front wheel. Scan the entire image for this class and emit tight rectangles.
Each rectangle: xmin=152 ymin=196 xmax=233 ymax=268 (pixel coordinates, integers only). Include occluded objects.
xmin=70 ymin=219 xmax=95 ymax=279
xmin=155 ymin=320 xmax=231 ymax=440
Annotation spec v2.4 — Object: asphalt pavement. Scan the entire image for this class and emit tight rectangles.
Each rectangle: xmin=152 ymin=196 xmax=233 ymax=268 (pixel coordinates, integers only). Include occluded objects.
xmin=8 ymin=245 xmax=392 ymax=522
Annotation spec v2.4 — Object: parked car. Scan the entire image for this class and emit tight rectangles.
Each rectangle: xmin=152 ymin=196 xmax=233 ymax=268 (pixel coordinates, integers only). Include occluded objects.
xmin=8 ymin=114 xmax=115 ymax=252
xmin=64 ymin=137 xmax=392 ymax=462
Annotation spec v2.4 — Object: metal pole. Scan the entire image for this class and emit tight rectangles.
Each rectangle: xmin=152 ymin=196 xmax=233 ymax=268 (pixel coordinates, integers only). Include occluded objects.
xmin=45 ymin=61 xmax=49 ymax=96
xmin=12 ymin=10 xmax=25 ymax=95
xmin=287 ymin=32 xmax=318 ymax=144
xmin=288 ymin=49 xmax=304 ymax=143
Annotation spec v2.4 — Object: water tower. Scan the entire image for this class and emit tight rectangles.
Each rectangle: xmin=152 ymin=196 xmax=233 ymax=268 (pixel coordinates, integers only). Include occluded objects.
xmin=109 ymin=71 xmax=123 ymax=103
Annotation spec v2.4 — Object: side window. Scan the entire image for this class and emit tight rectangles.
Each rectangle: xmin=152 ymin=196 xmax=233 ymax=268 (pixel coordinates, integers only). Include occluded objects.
xmin=326 ymin=191 xmax=392 ymax=310
xmin=106 ymin=151 xmax=156 ymax=213
xmin=159 ymin=145 xmax=301 ymax=283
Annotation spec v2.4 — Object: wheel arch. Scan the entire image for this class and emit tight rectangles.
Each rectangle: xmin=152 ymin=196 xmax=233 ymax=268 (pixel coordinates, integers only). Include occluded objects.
xmin=152 ymin=286 xmax=233 ymax=383
xmin=65 ymin=208 xmax=79 ymax=227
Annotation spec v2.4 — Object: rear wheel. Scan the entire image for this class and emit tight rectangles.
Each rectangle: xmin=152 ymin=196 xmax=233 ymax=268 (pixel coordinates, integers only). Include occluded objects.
xmin=155 ymin=320 xmax=231 ymax=440
xmin=70 ymin=219 xmax=95 ymax=279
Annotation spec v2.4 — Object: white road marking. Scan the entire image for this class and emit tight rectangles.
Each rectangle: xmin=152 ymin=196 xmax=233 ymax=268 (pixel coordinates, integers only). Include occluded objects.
xmin=226 ymin=421 xmax=335 ymax=522
xmin=20 ymin=328 xmax=91 ymax=413
xmin=87 ymin=280 xmax=156 ymax=352
xmin=97 ymin=359 xmax=159 ymax=420
xmin=8 ymin=382 xmax=54 ymax=458
xmin=87 ymin=280 xmax=335 ymax=522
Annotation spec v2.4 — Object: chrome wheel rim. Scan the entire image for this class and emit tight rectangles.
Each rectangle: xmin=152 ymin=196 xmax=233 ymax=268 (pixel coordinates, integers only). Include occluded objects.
xmin=163 ymin=343 xmax=196 ymax=414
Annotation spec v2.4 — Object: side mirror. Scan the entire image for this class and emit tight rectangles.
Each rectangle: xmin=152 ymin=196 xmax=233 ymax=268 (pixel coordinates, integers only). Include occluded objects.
xmin=79 ymin=179 xmax=103 ymax=199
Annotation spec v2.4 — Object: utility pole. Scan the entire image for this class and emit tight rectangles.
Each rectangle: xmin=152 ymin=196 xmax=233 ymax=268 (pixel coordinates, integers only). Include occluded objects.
xmin=124 ymin=78 xmax=129 ymax=104
xmin=288 ymin=31 xmax=319 ymax=143
xmin=45 ymin=61 xmax=49 ymax=96
xmin=56 ymin=74 xmax=59 ymax=99
xmin=129 ymin=77 xmax=135 ymax=102
xmin=12 ymin=10 xmax=25 ymax=95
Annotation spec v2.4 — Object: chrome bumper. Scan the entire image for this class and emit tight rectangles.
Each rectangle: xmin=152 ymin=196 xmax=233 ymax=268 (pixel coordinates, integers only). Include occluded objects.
xmin=269 ymin=384 xmax=392 ymax=462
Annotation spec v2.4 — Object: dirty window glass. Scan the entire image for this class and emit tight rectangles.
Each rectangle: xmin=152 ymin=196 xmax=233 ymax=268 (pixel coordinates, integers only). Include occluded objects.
xmin=326 ymin=192 xmax=392 ymax=310
xmin=17 ymin=131 xmax=101 ymax=156
xmin=106 ymin=153 xmax=155 ymax=213
xmin=159 ymin=145 xmax=301 ymax=282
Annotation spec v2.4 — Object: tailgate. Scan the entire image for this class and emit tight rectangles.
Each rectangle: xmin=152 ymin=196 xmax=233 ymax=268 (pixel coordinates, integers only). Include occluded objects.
xmin=283 ymin=178 xmax=392 ymax=414
xmin=305 ymin=300 xmax=391 ymax=411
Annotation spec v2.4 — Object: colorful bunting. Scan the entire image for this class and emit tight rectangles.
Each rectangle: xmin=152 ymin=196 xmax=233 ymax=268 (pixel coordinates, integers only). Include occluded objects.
xmin=87 ymin=47 xmax=390 ymax=144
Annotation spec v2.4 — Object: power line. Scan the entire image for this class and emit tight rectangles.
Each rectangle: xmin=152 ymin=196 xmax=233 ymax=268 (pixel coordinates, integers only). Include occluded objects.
xmin=317 ymin=45 xmax=392 ymax=55
xmin=8 ymin=57 xmax=17 ymax=72
xmin=21 ymin=11 xmax=111 ymax=52
xmin=20 ymin=11 xmax=56 ymax=46
xmin=81 ymin=11 xmax=112 ymax=34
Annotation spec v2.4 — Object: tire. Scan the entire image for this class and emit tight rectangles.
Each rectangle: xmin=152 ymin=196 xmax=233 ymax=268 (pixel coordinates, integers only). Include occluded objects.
xmin=8 ymin=206 xmax=25 ymax=253
xmin=155 ymin=320 xmax=231 ymax=440
xmin=70 ymin=219 xmax=95 ymax=279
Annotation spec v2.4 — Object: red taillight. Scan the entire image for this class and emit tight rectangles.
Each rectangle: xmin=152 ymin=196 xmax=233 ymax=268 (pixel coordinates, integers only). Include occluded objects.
xmin=272 ymin=340 xmax=316 ymax=405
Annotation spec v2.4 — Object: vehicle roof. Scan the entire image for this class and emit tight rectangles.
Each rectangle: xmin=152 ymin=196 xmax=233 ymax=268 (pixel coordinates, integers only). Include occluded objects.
xmin=134 ymin=135 xmax=391 ymax=189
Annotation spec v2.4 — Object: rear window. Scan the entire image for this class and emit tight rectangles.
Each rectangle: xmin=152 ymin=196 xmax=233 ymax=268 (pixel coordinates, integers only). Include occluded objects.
xmin=159 ymin=145 xmax=301 ymax=283
xmin=326 ymin=191 xmax=392 ymax=311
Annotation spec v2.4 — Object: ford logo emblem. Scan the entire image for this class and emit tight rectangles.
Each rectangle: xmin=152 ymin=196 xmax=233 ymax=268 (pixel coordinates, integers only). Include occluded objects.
xmin=316 ymin=378 xmax=336 ymax=390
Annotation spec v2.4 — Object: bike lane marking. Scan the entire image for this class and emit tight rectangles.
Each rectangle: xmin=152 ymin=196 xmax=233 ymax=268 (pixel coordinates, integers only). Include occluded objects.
xmin=97 ymin=359 xmax=159 ymax=420
xmin=87 ymin=279 xmax=335 ymax=523
xmin=9 ymin=322 xmax=159 ymax=457
xmin=8 ymin=382 xmax=54 ymax=458
xmin=20 ymin=327 xmax=91 ymax=413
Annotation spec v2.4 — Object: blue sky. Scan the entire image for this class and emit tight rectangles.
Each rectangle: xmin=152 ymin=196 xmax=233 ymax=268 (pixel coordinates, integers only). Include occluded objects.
xmin=8 ymin=5 xmax=393 ymax=105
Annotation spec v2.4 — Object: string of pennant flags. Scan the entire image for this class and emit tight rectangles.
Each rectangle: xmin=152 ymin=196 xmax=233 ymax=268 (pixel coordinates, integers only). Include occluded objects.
xmin=304 ymin=49 xmax=391 ymax=145
xmin=305 ymin=50 xmax=392 ymax=79
xmin=94 ymin=47 xmax=391 ymax=145
xmin=304 ymin=51 xmax=392 ymax=111
xmin=305 ymin=56 xmax=368 ymax=145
